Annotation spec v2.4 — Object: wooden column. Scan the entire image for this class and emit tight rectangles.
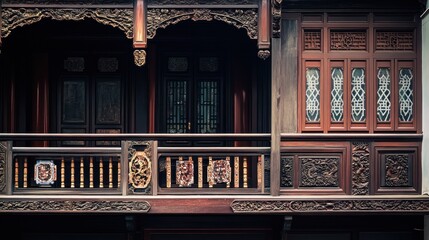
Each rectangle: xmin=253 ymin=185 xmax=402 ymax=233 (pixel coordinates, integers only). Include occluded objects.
xmin=258 ymin=0 xmax=271 ymax=50
xmin=133 ymin=0 xmax=147 ymax=49
xmin=270 ymin=37 xmax=281 ymax=196
xmin=31 ymin=53 xmax=49 ymax=146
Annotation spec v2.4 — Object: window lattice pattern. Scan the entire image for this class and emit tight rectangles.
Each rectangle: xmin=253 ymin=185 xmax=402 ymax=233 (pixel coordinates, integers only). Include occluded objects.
xmin=330 ymin=68 xmax=344 ymax=122
xmin=330 ymin=31 xmax=367 ymax=50
xmin=305 ymin=68 xmax=321 ymax=122
xmin=304 ymin=30 xmax=322 ymax=50
xmin=376 ymin=32 xmax=414 ymax=51
xmin=399 ymin=68 xmax=414 ymax=122
xmin=197 ymin=81 xmax=219 ymax=133
xmin=351 ymin=68 xmax=366 ymax=122
xmin=166 ymin=81 xmax=187 ymax=133
xmin=376 ymin=68 xmax=391 ymax=122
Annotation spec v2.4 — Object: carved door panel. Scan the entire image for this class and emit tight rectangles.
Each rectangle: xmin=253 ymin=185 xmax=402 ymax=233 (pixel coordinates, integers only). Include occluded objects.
xmin=57 ymin=55 xmax=125 ymax=146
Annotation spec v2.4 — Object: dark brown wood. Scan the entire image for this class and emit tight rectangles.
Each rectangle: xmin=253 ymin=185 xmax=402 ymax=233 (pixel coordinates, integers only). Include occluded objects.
xmin=148 ymin=198 xmax=233 ymax=214
xmin=148 ymin=43 xmax=157 ymax=133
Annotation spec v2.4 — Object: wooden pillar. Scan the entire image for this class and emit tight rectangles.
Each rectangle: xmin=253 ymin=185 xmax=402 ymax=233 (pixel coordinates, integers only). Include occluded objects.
xmin=422 ymin=3 xmax=429 ymax=194
xmin=133 ymin=0 xmax=147 ymax=49
xmin=271 ymin=36 xmax=281 ymax=196
xmin=31 ymin=53 xmax=49 ymax=146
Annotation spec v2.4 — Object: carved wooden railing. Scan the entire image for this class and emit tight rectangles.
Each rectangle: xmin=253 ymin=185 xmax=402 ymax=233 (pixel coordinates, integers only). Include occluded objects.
xmin=0 ymin=133 xmax=270 ymax=196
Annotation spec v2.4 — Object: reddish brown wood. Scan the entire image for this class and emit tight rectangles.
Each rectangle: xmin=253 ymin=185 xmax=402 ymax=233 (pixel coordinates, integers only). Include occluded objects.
xmin=258 ymin=0 xmax=270 ymax=50
xmin=32 ymin=53 xmax=49 ymax=147
xmin=147 ymin=198 xmax=233 ymax=214
xmin=148 ymin=43 xmax=157 ymax=133
xmin=133 ymin=0 xmax=147 ymax=49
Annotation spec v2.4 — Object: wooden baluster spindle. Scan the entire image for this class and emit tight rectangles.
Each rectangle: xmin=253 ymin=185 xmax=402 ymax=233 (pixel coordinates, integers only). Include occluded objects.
xmin=166 ymin=157 xmax=171 ymax=188
xmin=80 ymin=157 xmax=84 ymax=188
xmin=117 ymin=158 xmax=121 ymax=188
xmin=208 ymin=156 xmax=213 ymax=188
xmin=61 ymin=158 xmax=65 ymax=188
xmin=234 ymin=156 xmax=239 ymax=188
xmin=89 ymin=157 xmax=94 ymax=188
xmin=99 ymin=157 xmax=104 ymax=188
xmin=14 ymin=158 xmax=19 ymax=189
xmin=71 ymin=157 xmax=75 ymax=188
xmin=257 ymin=155 xmax=262 ymax=190
xmin=198 ymin=157 xmax=203 ymax=188
xmin=109 ymin=157 xmax=113 ymax=188
xmin=243 ymin=157 xmax=248 ymax=188
xmin=23 ymin=158 xmax=28 ymax=188
xmin=226 ymin=156 xmax=230 ymax=188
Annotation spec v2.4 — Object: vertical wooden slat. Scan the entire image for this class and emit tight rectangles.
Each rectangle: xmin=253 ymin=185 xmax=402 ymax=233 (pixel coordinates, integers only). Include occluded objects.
xmin=61 ymin=158 xmax=65 ymax=188
xmin=80 ymin=157 xmax=84 ymax=188
xmin=14 ymin=158 xmax=19 ymax=189
xmin=271 ymin=37 xmax=281 ymax=196
xmin=198 ymin=157 xmax=203 ymax=188
xmin=118 ymin=157 xmax=121 ymax=189
xmin=166 ymin=156 xmax=171 ymax=188
xmin=260 ymin=154 xmax=265 ymax=193
xmin=89 ymin=157 xmax=94 ymax=188
xmin=151 ymin=141 xmax=158 ymax=195
xmin=234 ymin=156 xmax=239 ymax=188
xmin=243 ymin=157 xmax=248 ymax=188
xmin=109 ymin=157 xmax=113 ymax=188
xmin=121 ymin=141 xmax=128 ymax=196
xmin=71 ymin=157 xmax=75 ymax=188
xmin=5 ymin=141 xmax=13 ymax=194
xmin=99 ymin=157 xmax=104 ymax=188
xmin=226 ymin=156 xmax=230 ymax=188
xmin=23 ymin=157 xmax=27 ymax=188
xmin=257 ymin=155 xmax=262 ymax=190
xmin=208 ymin=156 xmax=213 ymax=188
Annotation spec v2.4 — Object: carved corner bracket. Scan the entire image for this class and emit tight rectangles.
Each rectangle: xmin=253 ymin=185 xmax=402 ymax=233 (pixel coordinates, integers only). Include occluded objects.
xmin=271 ymin=0 xmax=282 ymax=38
xmin=0 ymin=200 xmax=151 ymax=213
xmin=231 ymin=199 xmax=429 ymax=213
xmin=146 ymin=8 xmax=258 ymax=40
xmin=1 ymin=7 xmax=134 ymax=40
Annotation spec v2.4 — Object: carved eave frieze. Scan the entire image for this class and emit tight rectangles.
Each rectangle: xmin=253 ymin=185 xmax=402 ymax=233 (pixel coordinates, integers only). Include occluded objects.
xmin=1 ymin=7 xmax=134 ymax=40
xmin=0 ymin=200 xmax=151 ymax=213
xmin=231 ymin=199 xmax=429 ymax=213
xmin=146 ymin=8 xmax=258 ymax=40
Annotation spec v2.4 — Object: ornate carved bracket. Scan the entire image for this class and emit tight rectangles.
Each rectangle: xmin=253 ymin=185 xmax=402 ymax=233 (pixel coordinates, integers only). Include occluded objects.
xmin=231 ymin=199 xmax=429 ymax=213
xmin=146 ymin=8 xmax=258 ymax=40
xmin=352 ymin=142 xmax=370 ymax=195
xmin=1 ymin=7 xmax=134 ymax=40
xmin=0 ymin=200 xmax=151 ymax=212
xmin=271 ymin=0 xmax=281 ymax=38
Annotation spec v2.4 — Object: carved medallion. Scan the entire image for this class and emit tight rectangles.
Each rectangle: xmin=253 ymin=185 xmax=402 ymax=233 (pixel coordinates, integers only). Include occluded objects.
xmin=352 ymin=142 xmax=370 ymax=195
xmin=34 ymin=160 xmax=57 ymax=185
xmin=257 ymin=50 xmax=270 ymax=60
xmin=384 ymin=154 xmax=409 ymax=187
xmin=128 ymin=141 xmax=152 ymax=193
xmin=134 ymin=49 xmax=146 ymax=67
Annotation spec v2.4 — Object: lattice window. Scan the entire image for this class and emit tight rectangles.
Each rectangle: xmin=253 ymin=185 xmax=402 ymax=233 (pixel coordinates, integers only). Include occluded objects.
xmin=197 ymin=81 xmax=219 ymax=133
xmin=351 ymin=68 xmax=366 ymax=122
xmin=166 ymin=80 xmax=188 ymax=133
xmin=305 ymin=68 xmax=321 ymax=122
xmin=376 ymin=68 xmax=392 ymax=122
xmin=330 ymin=67 xmax=344 ymax=122
xmin=398 ymin=68 xmax=414 ymax=122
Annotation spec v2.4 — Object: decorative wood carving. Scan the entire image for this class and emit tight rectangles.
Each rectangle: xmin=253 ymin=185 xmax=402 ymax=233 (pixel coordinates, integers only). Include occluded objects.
xmin=148 ymin=0 xmax=257 ymax=4
xmin=280 ymin=156 xmax=293 ymax=187
xmin=299 ymin=157 xmax=339 ymax=187
xmin=384 ymin=154 xmax=409 ymax=187
xmin=134 ymin=49 xmax=146 ymax=66
xmin=2 ymin=0 xmax=132 ymax=4
xmin=0 ymin=142 xmax=6 ymax=193
xmin=1 ymin=8 xmax=133 ymax=39
xmin=128 ymin=141 xmax=152 ymax=193
xmin=330 ymin=31 xmax=367 ymax=50
xmin=0 ymin=200 xmax=151 ymax=213
xmin=257 ymin=50 xmax=270 ymax=60
xmin=271 ymin=0 xmax=282 ymax=38
xmin=304 ymin=30 xmax=321 ymax=50
xmin=146 ymin=8 xmax=258 ymax=39
xmin=352 ymin=142 xmax=370 ymax=195
xmin=376 ymin=31 xmax=414 ymax=51
xmin=231 ymin=199 xmax=429 ymax=213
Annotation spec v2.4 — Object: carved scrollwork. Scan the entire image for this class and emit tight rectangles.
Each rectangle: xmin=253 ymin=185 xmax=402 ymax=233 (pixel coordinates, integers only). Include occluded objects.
xmin=147 ymin=8 xmax=258 ymax=39
xmin=1 ymin=8 xmax=133 ymax=40
xmin=128 ymin=141 xmax=152 ymax=194
xmin=300 ymin=157 xmax=339 ymax=187
xmin=0 ymin=142 xmax=6 ymax=193
xmin=280 ymin=157 xmax=293 ymax=187
xmin=231 ymin=199 xmax=429 ymax=213
xmin=385 ymin=154 xmax=409 ymax=187
xmin=0 ymin=200 xmax=151 ymax=212
xmin=352 ymin=142 xmax=370 ymax=195
xmin=272 ymin=0 xmax=282 ymax=38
